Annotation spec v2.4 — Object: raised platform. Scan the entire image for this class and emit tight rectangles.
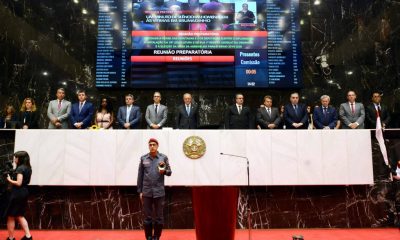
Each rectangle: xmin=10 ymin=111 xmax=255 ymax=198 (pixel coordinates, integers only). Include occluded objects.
xmin=0 ymin=130 xmax=398 ymax=229
xmin=1 ymin=229 xmax=399 ymax=240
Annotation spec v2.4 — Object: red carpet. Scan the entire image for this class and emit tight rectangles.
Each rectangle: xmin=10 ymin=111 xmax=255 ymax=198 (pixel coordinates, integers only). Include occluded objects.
xmin=1 ymin=229 xmax=399 ymax=240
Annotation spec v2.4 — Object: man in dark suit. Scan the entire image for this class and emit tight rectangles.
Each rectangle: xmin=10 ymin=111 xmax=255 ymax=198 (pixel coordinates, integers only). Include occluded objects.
xmin=117 ymin=94 xmax=141 ymax=129
xmin=365 ymin=91 xmax=391 ymax=129
xmin=284 ymin=92 xmax=308 ymax=129
xmin=224 ymin=93 xmax=252 ymax=129
xmin=256 ymin=95 xmax=281 ymax=129
xmin=175 ymin=93 xmax=199 ymax=129
xmin=313 ymin=95 xmax=339 ymax=129
xmin=70 ymin=90 xmax=94 ymax=129
xmin=339 ymin=90 xmax=365 ymax=129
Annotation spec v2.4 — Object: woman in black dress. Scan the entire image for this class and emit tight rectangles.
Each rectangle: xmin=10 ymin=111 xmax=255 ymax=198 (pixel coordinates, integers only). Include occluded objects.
xmin=6 ymin=151 xmax=33 ymax=240
xmin=17 ymin=98 xmax=39 ymax=129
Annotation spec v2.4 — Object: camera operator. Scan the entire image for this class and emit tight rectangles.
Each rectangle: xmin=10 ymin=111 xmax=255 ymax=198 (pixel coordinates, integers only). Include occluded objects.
xmin=5 ymin=151 xmax=32 ymax=240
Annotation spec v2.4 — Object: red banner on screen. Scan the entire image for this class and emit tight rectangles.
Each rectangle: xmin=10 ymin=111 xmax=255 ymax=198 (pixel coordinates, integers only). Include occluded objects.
xmin=131 ymin=30 xmax=267 ymax=37
xmin=131 ymin=56 xmax=234 ymax=63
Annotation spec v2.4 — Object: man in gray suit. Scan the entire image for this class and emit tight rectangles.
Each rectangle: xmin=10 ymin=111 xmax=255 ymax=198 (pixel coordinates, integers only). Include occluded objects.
xmin=256 ymin=95 xmax=281 ymax=129
xmin=47 ymin=88 xmax=71 ymax=129
xmin=339 ymin=90 xmax=365 ymax=129
xmin=145 ymin=92 xmax=168 ymax=129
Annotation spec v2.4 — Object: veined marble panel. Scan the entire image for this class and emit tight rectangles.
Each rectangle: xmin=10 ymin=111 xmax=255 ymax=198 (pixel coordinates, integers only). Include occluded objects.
xmin=14 ymin=130 xmax=373 ymax=186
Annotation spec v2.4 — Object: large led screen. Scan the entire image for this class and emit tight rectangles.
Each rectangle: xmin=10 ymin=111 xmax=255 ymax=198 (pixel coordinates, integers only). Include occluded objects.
xmin=96 ymin=0 xmax=301 ymax=88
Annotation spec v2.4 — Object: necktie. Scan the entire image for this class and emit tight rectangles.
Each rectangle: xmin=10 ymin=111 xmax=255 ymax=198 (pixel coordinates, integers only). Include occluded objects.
xmin=155 ymin=105 xmax=158 ymax=114
xmin=186 ymin=105 xmax=190 ymax=115
xmin=377 ymin=105 xmax=381 ymax=118
xmin=351 ymin=103 xmax=355 ymax=114
xmin=294 ymin=105 xmax=298 ymax=115
xmin=126 ymin=106 xmax=131 ymax=123
xmin=238 ymin=105 xmax=242 ymax=114
xmin=79 ymin=102 xmax=83 ymax=113
xmin=267 ymin=108 xmax=271 ymax=116
xmin=323 ymin=107 xmax=328 ymax=125
xmin=57 ymin=100 xmax=62 ymax=111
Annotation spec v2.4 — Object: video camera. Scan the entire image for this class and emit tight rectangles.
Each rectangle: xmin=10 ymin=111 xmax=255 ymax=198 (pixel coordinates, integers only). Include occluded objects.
xmin=0 ymin=156 xmax=14 ymax=220
xmin=0 ymin=157 xmax=14 ymax=187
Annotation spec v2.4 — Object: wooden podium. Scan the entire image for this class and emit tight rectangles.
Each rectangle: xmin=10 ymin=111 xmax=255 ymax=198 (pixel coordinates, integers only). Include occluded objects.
xmin=192 ymin=187 xmax=239 ymax=240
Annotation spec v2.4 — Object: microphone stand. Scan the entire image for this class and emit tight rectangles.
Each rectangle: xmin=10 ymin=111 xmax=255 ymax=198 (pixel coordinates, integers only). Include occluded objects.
xmin=220 ymin=153 xmax=251 ymax=240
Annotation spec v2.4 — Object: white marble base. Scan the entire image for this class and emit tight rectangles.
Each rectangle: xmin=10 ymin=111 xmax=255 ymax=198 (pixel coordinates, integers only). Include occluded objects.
xmin=14 ymin=129 xmax=373 ymax=186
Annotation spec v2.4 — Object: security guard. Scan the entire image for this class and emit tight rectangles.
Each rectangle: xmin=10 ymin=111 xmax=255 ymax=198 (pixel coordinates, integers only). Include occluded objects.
xmin=137 ymin=138 xmax=172 ymax=240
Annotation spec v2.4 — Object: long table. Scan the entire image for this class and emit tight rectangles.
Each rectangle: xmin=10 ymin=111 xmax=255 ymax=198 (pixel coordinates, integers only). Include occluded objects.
xmin=14 ymin=129 xmax=373 ymax=186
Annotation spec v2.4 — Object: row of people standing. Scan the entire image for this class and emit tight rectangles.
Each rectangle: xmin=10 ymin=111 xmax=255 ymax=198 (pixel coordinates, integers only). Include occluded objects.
xmin=0 ymin=98 xmax=39 ymax=129
xmin=0 ymin=88 xmax=391 ymax=130
xmin=46 ymin=88 xmax=199 ymax=130
xmin=226 ymin=90 xmax=390 ymax=130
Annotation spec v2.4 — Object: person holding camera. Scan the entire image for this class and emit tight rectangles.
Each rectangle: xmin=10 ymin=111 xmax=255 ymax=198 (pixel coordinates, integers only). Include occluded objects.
xmin=5 ymin=151 xmax=33 ymax=240
xmin=137 ymin=138 xmax=172 ymax=240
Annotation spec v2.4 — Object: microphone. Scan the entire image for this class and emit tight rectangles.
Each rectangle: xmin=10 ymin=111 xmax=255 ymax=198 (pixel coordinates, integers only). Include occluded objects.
xmin=220 ymin=152 xmax=248 ymax=160
xmin=220 ymin=152 xmax=252 ymax=240
xmin=219 ymin=153 xmax=249 ymax=185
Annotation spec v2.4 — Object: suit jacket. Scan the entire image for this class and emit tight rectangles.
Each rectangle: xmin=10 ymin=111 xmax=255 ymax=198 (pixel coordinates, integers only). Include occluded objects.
xmin=312 ymin=106 xmax=338 ymax=129
xmin=339 ymin=102 xmax=365 ymax=129
xmin=365 ymin=103 xmax=390 ymax=129
xmin=117 ymin=105 xmax=141 ymax=129
xmin=283 ymin=103 xmax=308 ymax=129
xmin=175 ymin=104 xmax=199 ymax=129
xmin=47 ymin=99 xmax=71 ymax=129
xmin=17 ymin=111 xmax=39 ymax=129
xmin=70 ymin=101 xmax=95 ymax=129
xmin=224 ymin=104 xmax=252 ymax=129
xmin=256 ymin=107 xmax=281 ymax=129
xmin=145 ymin=104 xmax=168 ymax=129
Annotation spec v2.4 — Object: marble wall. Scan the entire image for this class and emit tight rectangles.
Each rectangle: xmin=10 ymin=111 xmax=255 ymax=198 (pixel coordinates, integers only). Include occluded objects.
xmin=1 ymin=0 xmax=400 ymax=128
